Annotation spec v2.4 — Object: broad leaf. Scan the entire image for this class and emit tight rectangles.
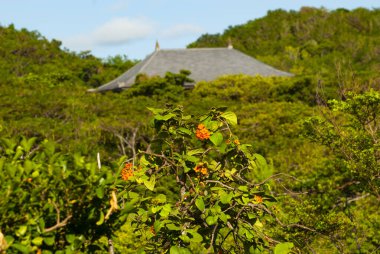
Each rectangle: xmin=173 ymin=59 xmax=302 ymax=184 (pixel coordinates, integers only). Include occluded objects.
xmin=221 ymin=111 xmax=238 ymax=126
xmin=274 ymin=242 xmax=294 ymax=254
xmin=195 ymin=197 xmax=205 ymax=212
xmin=144 ymin=175 xmax=156 ymax=191
xmin=210 ymin=132 xmax=223 ymax=146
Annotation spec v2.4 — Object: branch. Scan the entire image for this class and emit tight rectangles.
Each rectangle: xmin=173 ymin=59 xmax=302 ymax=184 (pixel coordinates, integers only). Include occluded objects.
xmin=207 ymin=224 xmax=218 ymax=254
xmin=44 ymin=203 xmax=72 ymax=233
xmin=205 ymin=180 xmax=235 ymax=190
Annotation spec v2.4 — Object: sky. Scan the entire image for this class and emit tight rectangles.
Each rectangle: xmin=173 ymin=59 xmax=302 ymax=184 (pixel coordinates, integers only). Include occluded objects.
xmin=1 ymin=0 xmax=379 ymax=60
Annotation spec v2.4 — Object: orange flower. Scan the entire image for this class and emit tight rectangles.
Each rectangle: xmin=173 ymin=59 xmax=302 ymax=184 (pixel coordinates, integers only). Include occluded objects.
xmin=194 ymin=164 xmax=202 ymax=172
xmin=253 ymin=195 xmax=263 ymax=203
xmin=197 ymin=123 xmax=206 ymax=129
xmin=121 ymin=163 xmax=134 ymax=181
xmin=124 ymin=163 xmax=133 ymax=169
xmin=233 ymin=139 xmax=240 ymax=145
xmin=194 ymin=163 xmax=208 ymax=176
xmin=196 ymin=124 xmax=210 ymax=140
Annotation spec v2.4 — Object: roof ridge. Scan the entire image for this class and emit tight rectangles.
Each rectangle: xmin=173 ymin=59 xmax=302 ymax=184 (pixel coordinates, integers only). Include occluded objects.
xmin=159 ymin=47 xmax=233 ymax=51
xmin=138 ymin=50 xmax=159 ymax=73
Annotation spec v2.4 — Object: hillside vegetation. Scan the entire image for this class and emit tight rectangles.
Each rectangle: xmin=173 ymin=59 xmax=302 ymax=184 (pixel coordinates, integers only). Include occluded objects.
xmin=0 ymin=7 xmax=379 ymax=254
xmin=189 ymin=7 xmax=380 ymax=94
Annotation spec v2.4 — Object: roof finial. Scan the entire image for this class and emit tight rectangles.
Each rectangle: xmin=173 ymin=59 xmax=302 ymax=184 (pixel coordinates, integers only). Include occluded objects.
xmin=155 ymin=40 xmax=160 ymax=51
xmin=227 ymin=37 xmax=233 ymax=49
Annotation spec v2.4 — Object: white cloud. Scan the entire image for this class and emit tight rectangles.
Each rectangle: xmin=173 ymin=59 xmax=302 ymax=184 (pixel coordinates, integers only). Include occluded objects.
xmin=93 ymin=17 xmax=154 ymax=45
xmin=161 ymin=24 xmax=204 ymax=38
xmin=64 ymin=16 xmax=155 ymax=51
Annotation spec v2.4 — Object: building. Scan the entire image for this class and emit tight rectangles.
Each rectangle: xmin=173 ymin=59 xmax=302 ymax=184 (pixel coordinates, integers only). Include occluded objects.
xmin=91 ymin=42 xmax=292 ymax=92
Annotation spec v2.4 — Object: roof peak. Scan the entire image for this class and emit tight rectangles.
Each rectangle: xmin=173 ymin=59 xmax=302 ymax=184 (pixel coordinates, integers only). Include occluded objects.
xmin=155 ymin=40 xmax=160 ymax=51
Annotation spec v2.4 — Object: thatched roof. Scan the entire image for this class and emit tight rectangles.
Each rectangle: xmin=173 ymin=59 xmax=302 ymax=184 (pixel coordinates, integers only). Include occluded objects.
xmin=92 ymin=47 xmax=292 ymax=92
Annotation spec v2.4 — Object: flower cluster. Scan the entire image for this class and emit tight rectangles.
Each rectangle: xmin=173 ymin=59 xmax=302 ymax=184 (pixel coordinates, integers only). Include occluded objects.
xmin=121 ymin=162 xmax=134 ymax=181
xmin=226 ymin=139 xmax=240 ymax=145
xmin=195 ymin=124 xmax=210 ymax=141
xmin=253 ymin=195 xmax=263 ymax=203
xmin=194 ymin=163 xmax=208 ymax=176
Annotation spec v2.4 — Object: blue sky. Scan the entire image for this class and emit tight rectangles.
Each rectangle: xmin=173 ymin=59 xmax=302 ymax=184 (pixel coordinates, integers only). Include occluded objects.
xmin=1 ymin=0 xmax=379 ymax=60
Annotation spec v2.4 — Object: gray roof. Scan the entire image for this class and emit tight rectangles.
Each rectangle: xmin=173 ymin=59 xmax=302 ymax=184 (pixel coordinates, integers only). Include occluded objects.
xmin=92 ymin=47 xmax=292 ymax=92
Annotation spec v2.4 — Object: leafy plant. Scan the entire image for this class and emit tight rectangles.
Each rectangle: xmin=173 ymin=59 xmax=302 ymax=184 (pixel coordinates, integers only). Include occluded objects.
xmin=113 ymin=106 xmax=290 ymax=253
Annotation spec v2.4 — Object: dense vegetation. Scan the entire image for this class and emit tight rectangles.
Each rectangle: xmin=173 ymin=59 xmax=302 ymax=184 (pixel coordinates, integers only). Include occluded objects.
xmin=0 ymin=7 xmax=379 ymax=253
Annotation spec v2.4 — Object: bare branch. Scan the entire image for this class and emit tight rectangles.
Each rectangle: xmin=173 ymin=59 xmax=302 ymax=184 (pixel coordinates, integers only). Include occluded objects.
xmin=44 ymin=203 xmax=72 ymax=233
xmin=205 ymin=180 xmax=235 ymax=190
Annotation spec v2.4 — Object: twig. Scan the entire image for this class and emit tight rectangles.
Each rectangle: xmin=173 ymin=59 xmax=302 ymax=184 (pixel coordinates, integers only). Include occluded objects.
xmin=205 ymin=180 xmax=235 ymax=190
xmin=44 ymin=203 xmax=72 ymax=233
xmin=207 ymin=224 xmax=218 ymax=254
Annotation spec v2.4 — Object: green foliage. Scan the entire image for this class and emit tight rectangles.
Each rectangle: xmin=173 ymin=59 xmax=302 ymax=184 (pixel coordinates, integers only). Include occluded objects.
xmin=1 ymin=7 xmax=379 ymax=254
xmin=304 ymin=90 xmax=380 ymax=198
xmin=114 ymin=106 xmax=282 ymax=253
xmin=0 ymin=24 xmax=136 ymax=88
xmin=189 ymin=7 xmax=380 ymax=95
xmin=0 ymin=137 xmax=128 ymax=252
xmin=124 ymin=71 xmax=191 ymax=101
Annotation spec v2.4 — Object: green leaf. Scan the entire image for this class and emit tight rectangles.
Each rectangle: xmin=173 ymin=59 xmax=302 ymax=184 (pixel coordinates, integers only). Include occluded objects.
xmin=206 ymin=216 xmax=218 ymax=225
xmin=66 ymin=234 xmax=76 ymax=244
xmin=238 ymin=186 xmax=249 ymax=192
xmin=177 ymin=127 xmax=192 ymax=136
xmin=32 ymin=237 xmax=44 ymax=246
xmin=96 ymin=187 xmax=104 ymax=199
xmin=153 ymin=194 xmax=167 ymax=204
xmin=210 ymin=132 xmax=223 ymax=146
xmin=254 ymin=154 xmax=268 ymax=171
xmin=155 ymin=113 xmax=176 ymax=121
xmin=4 ymin=235 xmax=14 ymax=247
xmin=146 ymin=107 xmax=165 ymax=115
xmin=220 ymin=191 xmax=234 ymax=204
xmin=274 ymin=242 xmax=294 ymax=254
xmin=195 ymin=197 xmax=205 ymax=212
xmin=187 ymin=148 xmax=204 ymax=156
xmin=151 ymin=205 xmax=162 ymax=214
xmin=206 ymin=121 xmax=219 ymax=132
xmin=143 ymin=175 xmax=156 ymax=191
xmin=20 ymin=137 xmax=37 ymax=153
xmin=16 ymin=225 xmax=27 ymax=237
xmin=166 ymin=224 xmax=181 ymax=231
xmin=242 ymin=196 xmax=250 ymax=205
xmin=43 ymin=236 xmax=55 ymax=246
xmin=159 ymin=204 xmax=172 ymax=217
xmin=179 ymin=234 xmax=191 ymax=243
xmin=96 ymin=211 xmax=104 ymax=225
xmin=188 ymin=230 xmax=203 ymax=243
xmin=170 ymin=246 xmax=192 ymax=254
xmin=10 ymin=243 xmax=30 ymax=253
xmin=221 ymin=111 xmax=238 ymax=126
xmin=219 ymin=212 xmax=229 ymax=223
